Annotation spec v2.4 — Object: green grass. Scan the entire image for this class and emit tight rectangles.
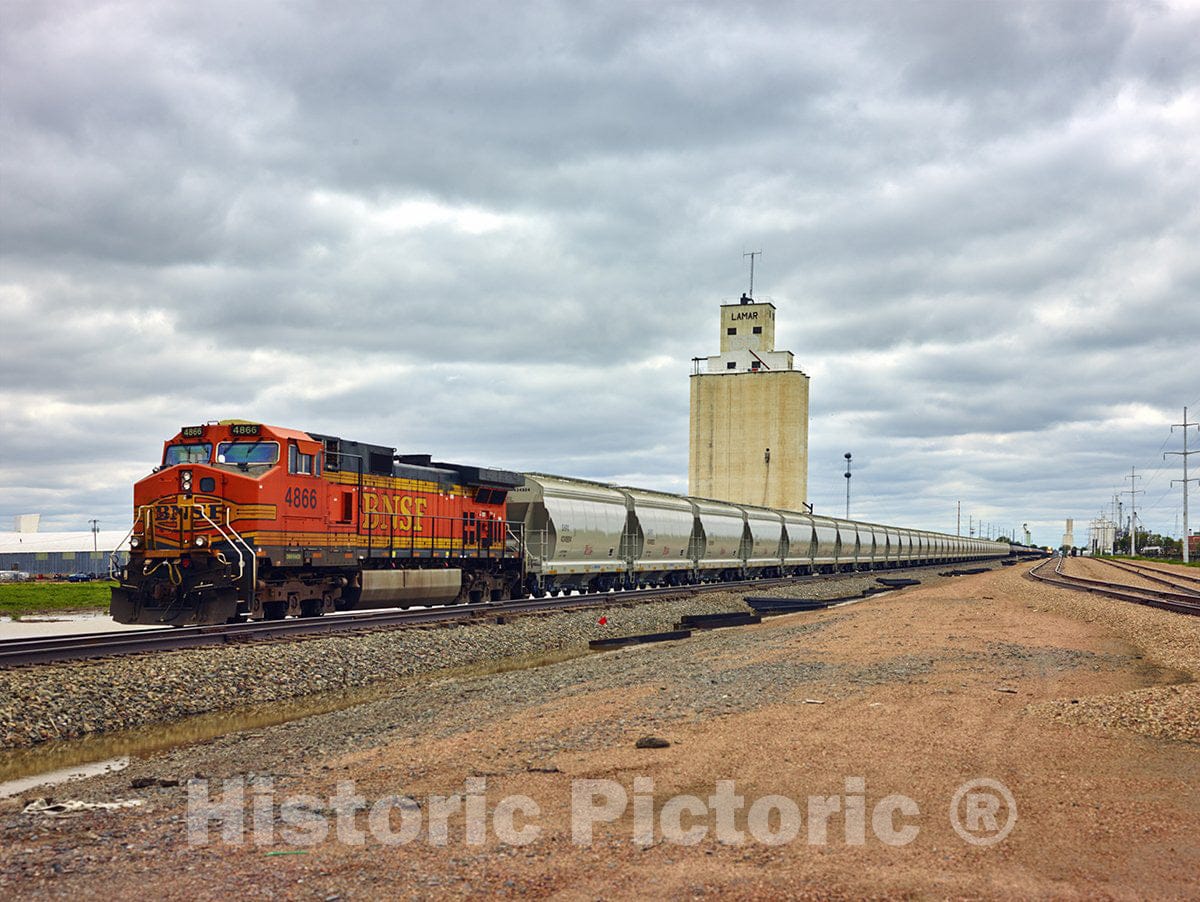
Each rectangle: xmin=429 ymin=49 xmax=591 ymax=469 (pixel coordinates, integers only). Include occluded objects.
xmin=0 ymin=581 xmax=115 ymax=618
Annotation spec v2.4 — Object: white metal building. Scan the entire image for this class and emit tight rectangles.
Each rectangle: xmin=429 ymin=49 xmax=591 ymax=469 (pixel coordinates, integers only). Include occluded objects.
xmin=0 ymin=531 xmax=131 ymax=577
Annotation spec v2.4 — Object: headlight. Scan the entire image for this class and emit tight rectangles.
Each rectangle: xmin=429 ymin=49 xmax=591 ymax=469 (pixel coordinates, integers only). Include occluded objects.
xmin=181 ymin=470 xmax=193 ymax=490
xmin=130 ymin=536 xmax=141 ymax=548
xmin=193 ymin=536 xmax=208 ymax=547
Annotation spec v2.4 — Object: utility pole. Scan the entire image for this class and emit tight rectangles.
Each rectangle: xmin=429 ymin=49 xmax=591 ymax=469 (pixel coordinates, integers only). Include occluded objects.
xmin=89 ymin=519 xmax=99 ymax=553
xmin=1165 ymin=406 xmax=1200 ymax=563
xmin=1122 ymin=468 xmax=1143 ymax=555
xmin=957 ymin=501 xmax=961 ymax=537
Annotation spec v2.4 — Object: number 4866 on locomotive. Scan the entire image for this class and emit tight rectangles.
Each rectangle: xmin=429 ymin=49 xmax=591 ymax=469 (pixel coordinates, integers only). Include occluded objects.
xmin=110 ymin=421 xmax=525 ymax=626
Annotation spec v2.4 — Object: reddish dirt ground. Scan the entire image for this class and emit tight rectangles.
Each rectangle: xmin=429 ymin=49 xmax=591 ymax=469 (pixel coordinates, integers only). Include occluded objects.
xmin=3 ymin=562 xmax=1198 ymax=900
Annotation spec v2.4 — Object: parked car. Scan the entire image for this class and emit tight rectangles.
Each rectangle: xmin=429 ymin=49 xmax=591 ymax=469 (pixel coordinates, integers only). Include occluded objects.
xmin=66 ymin=573 xmax=93 ymax=582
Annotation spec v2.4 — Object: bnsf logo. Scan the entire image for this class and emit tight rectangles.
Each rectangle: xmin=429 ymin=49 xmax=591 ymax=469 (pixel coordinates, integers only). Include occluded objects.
xmin=361 ymin=491 xmax=429 ymax=532
xmin=285 ymin=487 xmax=318 ymax=510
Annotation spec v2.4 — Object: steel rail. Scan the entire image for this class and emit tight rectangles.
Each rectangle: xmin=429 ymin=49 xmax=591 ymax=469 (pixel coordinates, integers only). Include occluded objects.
xmin=1 ymin=560 xmax=1003 ymax=667
xmin=1096 ymin=558 xmax=1200 ymax=591
xmin=1056 ymin=558 xmax=1200 ymax=601
xmin=1026 ymin=557 xmax=1200 ymax=616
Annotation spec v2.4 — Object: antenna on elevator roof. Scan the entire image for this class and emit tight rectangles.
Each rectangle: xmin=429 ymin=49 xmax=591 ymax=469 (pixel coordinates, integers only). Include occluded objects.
xmin=743 ymin=250 xmax=762 ymax=300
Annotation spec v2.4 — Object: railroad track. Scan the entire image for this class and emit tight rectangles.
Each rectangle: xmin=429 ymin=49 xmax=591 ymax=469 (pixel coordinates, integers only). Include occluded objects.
xmin=1097 ymin=558 xmax=1200 ymax=592
xmin=0 ymin=567 xmax=950 ymax=667
xmin=1026 ymin=556 xmax=1200 ymax=616
xmin=4 ymin=560 xmax=1011 ymax=668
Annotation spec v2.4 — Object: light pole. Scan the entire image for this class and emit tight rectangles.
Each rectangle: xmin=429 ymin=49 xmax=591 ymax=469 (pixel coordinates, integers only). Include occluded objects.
xmin=89 ymin=519 xmax=99 ymax=553
xmin=843 ymin=452 xmax=852 ymax=519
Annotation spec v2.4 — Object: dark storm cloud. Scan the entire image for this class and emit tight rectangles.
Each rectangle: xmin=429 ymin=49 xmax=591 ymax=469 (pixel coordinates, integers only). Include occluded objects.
xmin=2 ymin=0 xmax=1197 ymax=545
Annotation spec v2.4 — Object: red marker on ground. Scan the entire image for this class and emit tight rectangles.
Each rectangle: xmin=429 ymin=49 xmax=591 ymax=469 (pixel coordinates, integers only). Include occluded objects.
xmin=598 ymin=616 xmax=608 ymax=625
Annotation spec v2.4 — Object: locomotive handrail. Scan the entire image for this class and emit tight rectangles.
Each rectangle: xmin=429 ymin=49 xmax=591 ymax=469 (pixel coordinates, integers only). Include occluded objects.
xmin=109 ymin=505 xmax=151 ymax=579
xmin=214 ymin=506 xmax=257 ymax=602
xmin=195 ymin=505 xmax=249 ymax=583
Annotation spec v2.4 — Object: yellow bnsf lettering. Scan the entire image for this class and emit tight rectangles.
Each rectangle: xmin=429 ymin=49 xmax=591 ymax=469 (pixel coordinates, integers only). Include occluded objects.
xmin=361 ymin=491 xmax=429 ymax=532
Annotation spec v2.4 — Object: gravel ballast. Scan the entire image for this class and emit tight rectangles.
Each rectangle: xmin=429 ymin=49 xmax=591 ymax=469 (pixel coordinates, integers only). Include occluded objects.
xmin=0 ymin=568 xmax=943 ymax=750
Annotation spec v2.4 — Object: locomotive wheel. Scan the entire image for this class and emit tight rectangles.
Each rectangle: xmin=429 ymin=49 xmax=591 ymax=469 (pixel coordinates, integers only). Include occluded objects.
xmin=263 ymin=601 xmax=287 ymax=621
xmin=300 ymin=599 xmax=323 ymax=618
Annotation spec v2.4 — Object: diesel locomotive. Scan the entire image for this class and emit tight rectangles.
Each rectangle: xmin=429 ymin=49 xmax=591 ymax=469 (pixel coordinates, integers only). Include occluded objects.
xmin=111 ymin=421 xmax=1011 ymax=626
xmin=110 ymin=421 xmax=524 ymax=626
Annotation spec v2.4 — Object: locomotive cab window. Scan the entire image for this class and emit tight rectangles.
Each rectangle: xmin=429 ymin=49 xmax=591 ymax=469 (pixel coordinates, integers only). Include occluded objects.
xmin=217 ymin=441 xmax=279 ymax=467
xmin=164 ymin=443 xmax=212 ymax=465
xmin=288 ymin=444 xmax=316 ymax=475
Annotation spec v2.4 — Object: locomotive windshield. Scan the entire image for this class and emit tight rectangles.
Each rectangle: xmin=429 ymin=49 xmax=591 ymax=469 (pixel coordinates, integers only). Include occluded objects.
xmin=164 ymin=443 xmax=212 ymax=465
xmin=217 ymin=441 xmax=279 ymax=466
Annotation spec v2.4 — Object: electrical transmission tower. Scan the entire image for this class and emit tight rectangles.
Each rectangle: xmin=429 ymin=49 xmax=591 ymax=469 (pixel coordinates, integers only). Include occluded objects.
xmin=1122 ymin=468 xmax=1144 ymax=555
xmin=1165 ymin=407 xmax=1200 ymax=563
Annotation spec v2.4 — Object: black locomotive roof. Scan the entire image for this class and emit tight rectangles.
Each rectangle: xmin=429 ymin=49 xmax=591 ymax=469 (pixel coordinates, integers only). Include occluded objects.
xmin=312 ymin=433 xmax=523 ymax=490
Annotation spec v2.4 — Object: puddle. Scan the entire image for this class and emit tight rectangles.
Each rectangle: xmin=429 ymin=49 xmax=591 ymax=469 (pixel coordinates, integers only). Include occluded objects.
xmin=17 ymin=609 xmax=112 ymax=623
xmin=0 ymin=757 xmax=130 ymax=800
xmin=0 ymin=645 xmax=590 ymax=786
xmin=16 ymin=611 xmax=115 ymax=623
xmin=0 ymin=614 xmax=166 ymax=640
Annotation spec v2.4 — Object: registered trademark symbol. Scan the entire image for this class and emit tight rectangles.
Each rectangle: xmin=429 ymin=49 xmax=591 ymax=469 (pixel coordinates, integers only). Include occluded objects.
xmin=950 ymin=778 xmax=1017 ymax=846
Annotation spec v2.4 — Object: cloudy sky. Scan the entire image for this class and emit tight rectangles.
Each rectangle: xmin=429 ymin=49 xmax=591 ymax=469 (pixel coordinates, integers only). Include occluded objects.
xmin=2 ymin=0 xmax=1197 ymax=548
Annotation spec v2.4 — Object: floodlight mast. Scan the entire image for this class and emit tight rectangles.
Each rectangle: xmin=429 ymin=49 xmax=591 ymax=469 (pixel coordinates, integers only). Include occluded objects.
xmin=844 ymin=452 xmax=852 ymax=520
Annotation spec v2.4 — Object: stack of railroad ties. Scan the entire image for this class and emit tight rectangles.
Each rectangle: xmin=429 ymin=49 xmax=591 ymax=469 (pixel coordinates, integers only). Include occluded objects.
xmin=589 ymin=574 xmax=951 ymax=652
